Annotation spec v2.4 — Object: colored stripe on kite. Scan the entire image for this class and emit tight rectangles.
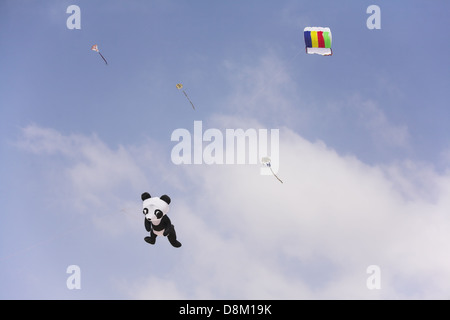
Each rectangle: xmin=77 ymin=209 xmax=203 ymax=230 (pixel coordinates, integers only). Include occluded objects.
xmin=304 ymin=31 xmax=312 ymax=48
xmin=317 ymin=31 xmax=325 ymax=48
xmin=323 ymin=32 xmax=331 ymax=48
xmin=310 ymin=31 xmax=318 ymax=48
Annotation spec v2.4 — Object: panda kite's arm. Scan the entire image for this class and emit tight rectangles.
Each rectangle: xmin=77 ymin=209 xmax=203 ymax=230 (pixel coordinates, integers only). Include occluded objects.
xmin=162 ymin=215 xmax=172 ymax=228
xmin=162 ymin=215 xmax=173 ymax=236
xmin=145 ymin=218 xmax=152 ymax=232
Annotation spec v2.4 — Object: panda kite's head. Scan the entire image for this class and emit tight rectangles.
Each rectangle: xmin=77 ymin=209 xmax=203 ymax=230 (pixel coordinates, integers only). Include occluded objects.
xmin=141 ymin=192 xmax=171 ymax=222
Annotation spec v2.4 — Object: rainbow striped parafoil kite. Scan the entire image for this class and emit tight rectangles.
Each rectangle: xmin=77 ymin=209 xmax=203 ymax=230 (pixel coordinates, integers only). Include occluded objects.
xmin=303 ymin=27 xmax=332 ymax=56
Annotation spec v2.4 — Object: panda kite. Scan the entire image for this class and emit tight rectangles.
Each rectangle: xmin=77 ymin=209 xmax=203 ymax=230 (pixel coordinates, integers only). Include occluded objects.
xmin=141 ymin=192 xmax=182 ymax=248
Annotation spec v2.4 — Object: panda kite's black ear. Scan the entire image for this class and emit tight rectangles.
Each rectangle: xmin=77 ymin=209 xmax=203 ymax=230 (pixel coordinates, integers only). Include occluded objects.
xmin=141 ymin=192 xmax=151 ymax=201
xmin=160 ymin=195 xmax=171 ymax=205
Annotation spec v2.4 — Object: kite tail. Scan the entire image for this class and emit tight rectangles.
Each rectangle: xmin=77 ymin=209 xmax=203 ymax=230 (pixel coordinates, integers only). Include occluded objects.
xmin=98 ymin=52 xmax=108 ymax=65
xmin=270 ymin=167 xmax=283 ymax=184
xmin=183 ymin=90 xmax=196 ymax=110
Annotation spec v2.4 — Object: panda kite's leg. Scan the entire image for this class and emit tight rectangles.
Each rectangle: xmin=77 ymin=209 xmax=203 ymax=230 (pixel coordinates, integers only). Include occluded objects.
xmin=144 ymin=230 xmax=157 ymax=245
xmin=167 ymin=225 xmax=182 ymax=248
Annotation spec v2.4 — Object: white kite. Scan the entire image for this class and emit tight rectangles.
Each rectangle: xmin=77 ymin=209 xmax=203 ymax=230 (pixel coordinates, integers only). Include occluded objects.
xmin=261 ymin=157 xmax=283 ymax=184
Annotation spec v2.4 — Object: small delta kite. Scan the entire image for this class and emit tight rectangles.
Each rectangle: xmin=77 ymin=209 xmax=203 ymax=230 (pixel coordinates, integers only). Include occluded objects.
xmin=303 ymin=27 xmax=332 ymax=56
xmin=176 ymin=83 xmax=196 ymax=110
xmin=261 ymin=157 xmax=283 ymax=184
xmin=91 ymin=44 xmax=108 ymax=65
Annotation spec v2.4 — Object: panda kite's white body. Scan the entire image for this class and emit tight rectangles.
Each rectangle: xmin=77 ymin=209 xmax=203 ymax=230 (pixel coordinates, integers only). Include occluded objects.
xmin=141 ymin=192 xmax=182 ymax=248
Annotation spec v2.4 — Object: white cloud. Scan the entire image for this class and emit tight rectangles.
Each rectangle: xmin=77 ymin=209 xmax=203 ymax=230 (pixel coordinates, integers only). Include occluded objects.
xmin=122 ymin=120 xmax=450 ymax=299
xmin=16 ymin=125 xmax=147 ymax=232
xmin=122 ymin=276 xmax=187 ymax=300
xmin=17 ymin=120 xmax=450 ymax=299
xmin=125 ymin=54 xmax=439 ymax=297
xmin=17 ymin=125 xmax=76 ymax=156
xmin=15 ymin=52 xmax=450 ymax=299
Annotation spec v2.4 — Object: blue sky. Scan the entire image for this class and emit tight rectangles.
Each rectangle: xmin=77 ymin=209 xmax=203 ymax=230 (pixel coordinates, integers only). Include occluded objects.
xmin=1 ymin=0 xmax=450 ymax=299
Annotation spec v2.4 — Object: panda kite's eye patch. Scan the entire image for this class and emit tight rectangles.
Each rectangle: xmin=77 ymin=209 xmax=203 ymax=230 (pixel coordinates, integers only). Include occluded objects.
xmin=143 ymin=208 xmax=148 ymax=215
xmin=155 ymin=210 xmax=163 ymax=219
